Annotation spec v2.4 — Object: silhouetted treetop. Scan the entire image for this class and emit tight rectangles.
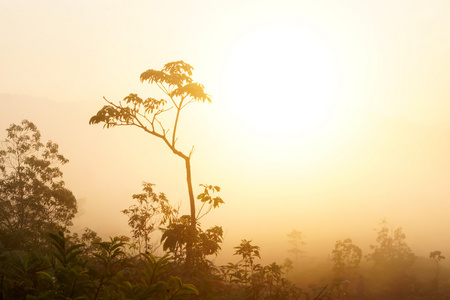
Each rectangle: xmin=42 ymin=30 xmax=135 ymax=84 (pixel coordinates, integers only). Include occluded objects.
xmin=89 ymin=61 xmax=216 ymax=267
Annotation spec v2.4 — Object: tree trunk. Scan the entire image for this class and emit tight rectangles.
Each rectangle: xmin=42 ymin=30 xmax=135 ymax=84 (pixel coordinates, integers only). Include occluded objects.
xmin=185 ymin=157 xmax=196 ymax=228
xmin=184 ymin=157 xmax=196 ymax=267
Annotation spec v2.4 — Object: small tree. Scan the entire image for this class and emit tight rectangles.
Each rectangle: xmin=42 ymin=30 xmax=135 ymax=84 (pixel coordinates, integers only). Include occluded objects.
xmin=122 ymin=182 xmax=178 ymax=254
xmin=429 ymin=250 xmax=445 ymax=295
xmin=89 ymin=61 xmax=213 ymax=264
xmin=0 ymin=120 xmax=77 ymax=251
xmin=234 ymin=239 xmax=261 ymax=288
xmin=287 ymin=230 xmax=306 ymax=262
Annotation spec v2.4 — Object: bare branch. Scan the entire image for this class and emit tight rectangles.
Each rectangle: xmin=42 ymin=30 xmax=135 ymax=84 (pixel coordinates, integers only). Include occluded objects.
xmin=189 ymin=146 xmax=195 ymax=158
xmin=171 ymin=96 xmax=186 ymax=147
xmin=196 ymin=202 xmax=213 ymax=221
xmin=180 ymin=99 xmax=196 ymax=110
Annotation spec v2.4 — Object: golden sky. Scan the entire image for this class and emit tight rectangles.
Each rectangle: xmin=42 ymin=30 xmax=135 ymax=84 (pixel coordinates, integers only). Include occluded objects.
xmin=1 ymin=0 xmax=450 ymax=263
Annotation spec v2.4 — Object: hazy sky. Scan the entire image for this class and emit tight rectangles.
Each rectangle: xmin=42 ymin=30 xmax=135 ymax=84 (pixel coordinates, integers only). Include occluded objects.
xmin=2 ymin=0 xmax=450 ymax=263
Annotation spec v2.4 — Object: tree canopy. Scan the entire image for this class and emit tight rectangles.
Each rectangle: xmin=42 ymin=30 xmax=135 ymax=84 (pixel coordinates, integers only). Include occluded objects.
xmin=0 ymin=120 xmax=77 ymax=251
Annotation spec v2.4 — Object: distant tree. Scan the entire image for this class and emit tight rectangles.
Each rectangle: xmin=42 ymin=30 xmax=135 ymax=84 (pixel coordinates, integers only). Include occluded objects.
xmin=366 ymin=219 xmax=416 ymax=297
xmin=283 ymin=258 xmax=293 ymax=278
xmin=429 ymin=250 xmax=445 ymax=295
xmin=331 ymin=239 xmax=362 ymax=280
xmin=70 ymin=227 xmax=102 ymax=257
xmin=89 ymin=61 xmax=215 ymax=264
xmin=367 ymin=219 xmax=415 ymax=272
xmin=0 ymin=120 xmax=77 ymax=251
xmin=287 ymin=230 xmax=306 ymax=262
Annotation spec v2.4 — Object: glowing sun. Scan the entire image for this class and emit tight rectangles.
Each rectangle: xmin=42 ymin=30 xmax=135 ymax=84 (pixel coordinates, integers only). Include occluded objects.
xmin=222 ymin=23 xmax=341 ymax=139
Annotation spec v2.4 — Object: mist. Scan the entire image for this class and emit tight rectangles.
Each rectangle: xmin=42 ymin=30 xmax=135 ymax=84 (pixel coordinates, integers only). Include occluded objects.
xmin=2 ymin=93 xmax=450 ymax=259
xmin=2 ymin=1 xmax=450 ymax=298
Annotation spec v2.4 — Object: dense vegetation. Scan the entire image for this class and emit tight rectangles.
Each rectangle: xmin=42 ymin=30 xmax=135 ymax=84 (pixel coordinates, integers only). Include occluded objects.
xmin=2 ymin=125 xmax=450 ymax=300
xmin=1 ymin=62 xmax=450 ymax=299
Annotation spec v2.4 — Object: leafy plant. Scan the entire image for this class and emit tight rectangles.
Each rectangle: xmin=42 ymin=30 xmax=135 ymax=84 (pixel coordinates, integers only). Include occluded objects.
xmin=91 ymin=236 xmax=128 ymax=299
xmin=234 ymin=240 xmax=261 ymax=277
xmin=196 ymin=184 xmax=224 ymax=220
xmin=120 ymin=253 xmax=199 ymax=300
xmin=233 ymin=239 xmax=261 ymax=298
xmin=0 ymin=251 xmax=49 ymax=299
xmin=161 ymin=216 xmax=224 ymax=268
xmin=122 ymin=182 xmax=178 ymax=254
xmin=220 ymin=242 xmax=306 ymax=300
xmin=36 ymin=231 xmax=93 ymax=299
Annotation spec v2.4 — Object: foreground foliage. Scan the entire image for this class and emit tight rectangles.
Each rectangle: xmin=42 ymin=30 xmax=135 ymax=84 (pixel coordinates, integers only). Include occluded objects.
xmin=0 ymin=231 xmax=200 ymax=300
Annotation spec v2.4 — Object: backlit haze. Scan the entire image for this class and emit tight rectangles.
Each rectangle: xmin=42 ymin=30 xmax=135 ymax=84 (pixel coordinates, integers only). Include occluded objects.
xmin=2 ymin=0 xmax=450 ymax=264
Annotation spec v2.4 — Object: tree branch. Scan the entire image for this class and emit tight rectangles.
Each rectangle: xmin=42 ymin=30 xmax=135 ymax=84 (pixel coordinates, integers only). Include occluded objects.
xmin=171 ymin=96 xmax=185 ymax=147
xmin=196 ymin=202 xmax=213 ymax=221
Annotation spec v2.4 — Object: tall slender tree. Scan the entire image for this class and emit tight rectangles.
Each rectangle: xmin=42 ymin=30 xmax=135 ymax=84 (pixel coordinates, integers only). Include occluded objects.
xmin=430 ymin=250 xmax=445 ymax=296
xmin=89 ymin=61 xmax=211 ymax=264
